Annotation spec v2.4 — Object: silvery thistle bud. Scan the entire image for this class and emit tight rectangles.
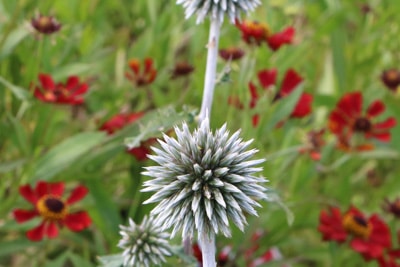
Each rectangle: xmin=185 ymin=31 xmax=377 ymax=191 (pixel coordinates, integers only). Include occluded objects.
xmin=118 ymin=216 xmax=172 ymax=267
xmin=176 ymin=0 xmax=262 ymax=24
xmin=142 ymin=117 xmax=267 ymax=239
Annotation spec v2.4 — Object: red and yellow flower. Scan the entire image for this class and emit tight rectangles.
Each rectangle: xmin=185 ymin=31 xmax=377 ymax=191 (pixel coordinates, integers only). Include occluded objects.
xmin=13 ymin=181 xmax=91 ymax=241
xmin=125 ymin=58 xmax=157 ymax=87
xmin=33 ymin=74 xmax=88 ymax=105
xmin=319 ymin=206 xmax=391 ymax=261
xmin=236 ymin=20 xmax=295 ymax=51
xmin=381 ymin=69 xmax=400 ymax=92
xmin=328 ymin=92 xmax=396 ymax=150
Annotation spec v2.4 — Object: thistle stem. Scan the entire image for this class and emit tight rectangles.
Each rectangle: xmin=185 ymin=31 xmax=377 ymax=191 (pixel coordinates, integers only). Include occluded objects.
xmin=199 ymin=231 xmax=216 ymax=267
xmin=199 ymin=18 xmax=221 ymax=123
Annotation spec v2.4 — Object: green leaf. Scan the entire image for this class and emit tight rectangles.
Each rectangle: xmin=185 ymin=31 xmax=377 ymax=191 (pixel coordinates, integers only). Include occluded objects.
xmin=97 ymin=254 xmax=124 ymax=267
xmin=124 ymin=105 xmax=196 ymax=148
xmin=0 ymin=239 xmax=34 ymax=258
xmin=0 ymin=158 xmax=26 ymax=173
xmin=262 ymin=84 xmax=304 ymax=133
xmin=52 ymin=63 xmax=99 ymax=80
xmin=357 ymin=149 xmax=399 ymax=159
xmin=0 ymin=25 xmax=30 ymax=59
xmin=86 ymin=179 xmax=122 ymax=242
xmin=69 ymin=253 xmax=95 ymax=267
xmin=31 ymin=132 xmax=107 ymax=181
xmin=0 ymin=76 xmax=30 ymax=101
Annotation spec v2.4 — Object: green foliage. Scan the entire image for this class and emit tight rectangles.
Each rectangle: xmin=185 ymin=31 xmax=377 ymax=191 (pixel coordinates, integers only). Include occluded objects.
xmin=1 ymin=0 xmax=400 ymax=266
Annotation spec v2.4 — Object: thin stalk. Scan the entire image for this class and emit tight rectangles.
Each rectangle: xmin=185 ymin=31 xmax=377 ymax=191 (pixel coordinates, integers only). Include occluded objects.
xmin=198 ymin=19 xmax=221 ymax=123
xmin=199 ymin=231 xmax=216 ymax=267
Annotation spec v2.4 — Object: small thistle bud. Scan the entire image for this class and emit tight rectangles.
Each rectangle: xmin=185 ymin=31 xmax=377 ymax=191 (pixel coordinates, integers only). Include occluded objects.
xmin=176 ymin=0 xmax=262 ymax=24
xmin=118 ymin=216 xmax=172 ymax=267
xmin=142 ymin=118 xmax=267 ymax=239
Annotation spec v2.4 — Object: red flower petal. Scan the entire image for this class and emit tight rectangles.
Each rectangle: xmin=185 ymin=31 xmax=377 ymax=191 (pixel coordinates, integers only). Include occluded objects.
xmin=46 ymin=222 xmax=59 ymax=239
xmin=26 ymin=221 xmax=46 ymax=241
xmin=257 ymin=69 xmax=277 ymax=89
xmin=13 ymin=209 xmax=38 ymax=223
xmin=266 ymin=26 xmax=295 ymax=51
xmin=66 ymin=185 xmax=88 ymax=205
xmin=144 ymin=58 xmax=154 ymax=73
xmin=350 ymin=239 xmax=384 ymax=261
xmin=39 ymin=74 xmax=55 ymax=90
xmin=280 ymin=69 xmax=303 ymax=96
xmin=374 ymin=117 xmax=397 ymax=130
xmin=126 ymin=112 xmax=144 ymax=124
xmin=291 ymin=93 xmax=313 ymax=118
xmin=368 ymin=132 xmax=391 ymax=142
xmin=367 ymin=100 xmax=385 ymax=117
xmin=328 ymin=111 xmax=347 ymax=134
xmin=49 ymin=182 xmax=64 ymax=197
xmin=66 ymin=76 xmax=79 ymax=90
xmin=64 ymin=211 xmax=91 ymax=231
xmin=337 ymin=92 xmax=362 ymax=118
xmin=19 ymin=184 xmax=37 ymax=205
xmin=127 ymin=146 xmax=151 ymax=161
xmin=252 ymin=114 xmax=260 ymax=127
xmin=73 ymin=84 xmax=89 ymax=95
xmin=35 ymin=181 xmax=50 ymax=198
xmin=248 ymin=82 xmax=259 ymax=108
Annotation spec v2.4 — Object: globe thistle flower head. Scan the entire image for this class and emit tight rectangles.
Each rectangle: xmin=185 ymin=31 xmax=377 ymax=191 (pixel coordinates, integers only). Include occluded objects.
xmin=118 ymin=216 xmax=172 ymax=267
xmin=176 ymin=0 xmax=262 ymax=24
xmin=142 ymin=117 xmax=267 ymax=239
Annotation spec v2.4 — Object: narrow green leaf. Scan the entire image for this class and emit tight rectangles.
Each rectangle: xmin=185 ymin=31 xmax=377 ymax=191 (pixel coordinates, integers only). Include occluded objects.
xmin=86 ymin=179 xmax=122 ymax=242
xmin=0 ymin=76 xmax=30 ymax=101
xmin=124 ymin=105 xmax=196 ymax=148
xmin=0 ymin=25 xmax=30 ymax=59
xmin=263 ymin=85 xmax=304 ymax=133
xmin=31 ymin=132 xmax=107 ymax=181
xmin=97 ymin=254 xmax=124 ymax=267
xmin=0 ymin=158 xmax=26 ymax=173
xmin=0 ymin=239 xmax=34 ymax=258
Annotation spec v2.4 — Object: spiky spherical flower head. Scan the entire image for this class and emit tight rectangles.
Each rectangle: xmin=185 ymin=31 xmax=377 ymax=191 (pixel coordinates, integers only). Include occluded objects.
xmin=142 ymin=118 xmax=267 ymax=239
xmin=118 ymin=216 xmax=172 ymax=267
xmin=176 ymin=0 xmax=262 ymax=24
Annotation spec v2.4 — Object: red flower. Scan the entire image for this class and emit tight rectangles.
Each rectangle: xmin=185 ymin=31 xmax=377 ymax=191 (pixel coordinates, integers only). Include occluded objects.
xmin=219 ymin=47 xmax=245 ymax=61
xmin=13 ymin=181 xmax=91 ymax=241
xmin=381 ymin=69 xmax=400 ymax=91
xmin=236 ymin=20 xmax=271 ymax=46
xmin=171 ymin=61 xmax=194 ymax=79
xmin=383 ymin=198 xmax=400 ymax=219
xmin=328 ymin=92 xmax=397 ymax=149
xmin=251 ymin=68 xmax=311 ymax=125
xmin=99 ymin=112 xmax=155 ymax=161
xmin=318 ymin=206 xmax=391 ymax=261
xmin=266 ymin=27 xmax=295 ymax=51
xmin=236 ymin=20 xmax=295 ymax=51
xmin=31 ymin=14 xmax=61 ymax=35
xmin=125 ymin=58 xmax=157 ymax=87
xmin=378 ymin=250 xmax=400 ymax=267
xmin=33 ymin=74 xmax=88 ymax=105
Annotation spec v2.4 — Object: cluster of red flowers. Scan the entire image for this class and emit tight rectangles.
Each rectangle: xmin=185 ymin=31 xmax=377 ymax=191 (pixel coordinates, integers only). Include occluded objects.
xmin=13 ymin=181 xmax=91 ymax=241
xmin=236 ymin=20 xmax=295 ymax=51
xmin=229 ymin=68 xmax=313 ymax=127
xmin=192 ymin=230 xmax=288 ymax=267
xmin=319 ymin=205 xmax=400 ymax=266
xmin=99 ymin=112 xmax=156 ymax=161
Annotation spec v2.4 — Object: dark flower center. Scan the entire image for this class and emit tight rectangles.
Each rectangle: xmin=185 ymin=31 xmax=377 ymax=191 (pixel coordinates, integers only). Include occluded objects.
xmin=342 ymin=213 xmax=371 ymax=239
xmin=45 ymin=198 xmax=65 ymax=213
xmin=353 ymin=117 xmax=372 ymax=132
xmin=37 ymin=195 xmax=68 ymax=221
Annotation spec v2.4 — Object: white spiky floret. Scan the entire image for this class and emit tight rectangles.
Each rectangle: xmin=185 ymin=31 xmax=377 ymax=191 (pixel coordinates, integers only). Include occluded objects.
xmin=118 ymin=216 xmax=172 ymax=267
xmin=176 ymin=0 xmax=262 ymax=24
xmin=142 ymin=117 xmax=268 ymax=239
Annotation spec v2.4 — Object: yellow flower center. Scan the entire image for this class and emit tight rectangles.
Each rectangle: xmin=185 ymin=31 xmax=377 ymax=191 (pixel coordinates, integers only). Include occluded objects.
xmin=37 ymin=195 xmax=68 ymax=221
xmin=38 ymin=16 xmax=52 ymax=28
xmin=342 ymin=213 xmax=372 ymax=239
